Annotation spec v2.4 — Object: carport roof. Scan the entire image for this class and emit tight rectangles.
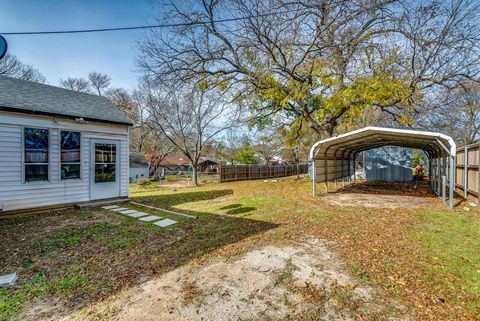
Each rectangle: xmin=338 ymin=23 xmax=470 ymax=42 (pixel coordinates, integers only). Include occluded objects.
xmin=309 ymin=127 xmax=456 ymax=160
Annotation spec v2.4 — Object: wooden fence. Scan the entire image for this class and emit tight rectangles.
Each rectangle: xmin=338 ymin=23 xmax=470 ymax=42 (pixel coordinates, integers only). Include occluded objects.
xmin=456 ymin=143 xmax=480 ymax=198
xmin=220 ymin=164 xmax=308 ymax=182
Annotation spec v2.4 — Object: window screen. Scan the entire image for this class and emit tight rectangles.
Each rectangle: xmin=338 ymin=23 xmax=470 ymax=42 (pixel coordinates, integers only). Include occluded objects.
xmin=24 ymin=128 xmax=49 ymax=182
xmin=60 ymin=131 xmax=81 ymax=179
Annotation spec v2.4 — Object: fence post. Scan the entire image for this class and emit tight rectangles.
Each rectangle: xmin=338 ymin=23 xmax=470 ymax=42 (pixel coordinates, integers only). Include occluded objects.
xmin=477 ymin=147 xmax=480 ymax=203
xmin=234 ymin=165 xmax=237 ymax=181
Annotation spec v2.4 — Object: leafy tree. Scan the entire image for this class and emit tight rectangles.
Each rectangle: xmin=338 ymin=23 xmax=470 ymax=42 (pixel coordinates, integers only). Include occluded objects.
xmin=235 ymin=139 xmax=257 ymax=165
xmin=139 ymin=0 xmax=480 ymax=138
xmin=412 ymin=150 xmax=426 ymax=168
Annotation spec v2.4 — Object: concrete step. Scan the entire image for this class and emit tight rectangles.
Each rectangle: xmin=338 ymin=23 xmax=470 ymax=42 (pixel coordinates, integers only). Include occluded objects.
xmin=75 ymin=198 xmax=129 ymax=209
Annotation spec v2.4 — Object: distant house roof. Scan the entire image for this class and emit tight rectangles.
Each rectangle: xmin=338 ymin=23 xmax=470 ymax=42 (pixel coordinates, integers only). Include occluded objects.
xmin=0 ymin=75 xmax=133 ymax=125
xmin=148 ymin=154 xmax=218 ymax=167
xmin=130 ymin=152 xmax=149 ymax=168
xmin=154 ymin=155 xmax=190 ymax=166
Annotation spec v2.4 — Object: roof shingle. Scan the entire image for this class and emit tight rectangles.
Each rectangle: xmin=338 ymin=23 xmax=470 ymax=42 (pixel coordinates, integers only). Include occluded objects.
xmin=0 ymin=75 xmax=133 ymax=125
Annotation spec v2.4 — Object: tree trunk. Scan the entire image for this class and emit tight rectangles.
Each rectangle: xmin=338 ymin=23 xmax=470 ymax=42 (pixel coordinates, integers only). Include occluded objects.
xmin=192 ymin=164 xmax=199 ymax=186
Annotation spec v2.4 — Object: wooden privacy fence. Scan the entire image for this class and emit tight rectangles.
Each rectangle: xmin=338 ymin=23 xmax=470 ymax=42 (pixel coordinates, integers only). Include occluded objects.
xmin=456 ymin=143 xmax=480 ymax=198
xmin=220 ymin=164 xmax=308 ymax=182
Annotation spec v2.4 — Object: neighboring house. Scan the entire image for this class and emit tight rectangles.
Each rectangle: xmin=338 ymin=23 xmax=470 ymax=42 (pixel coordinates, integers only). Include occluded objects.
xmin=364 ymin=146 xmax=413 ymax=182
xmin=149 ymin=155 xmax=218 ymax=177
xmin=0 ymin=75 xmax=133 ymax=212
xmin=129 ymin=152 xmax=149 ymax=182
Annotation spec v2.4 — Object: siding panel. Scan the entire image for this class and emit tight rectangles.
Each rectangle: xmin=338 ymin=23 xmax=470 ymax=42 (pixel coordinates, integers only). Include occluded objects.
xmin=0 ymin=113 xmax=129 ymax=212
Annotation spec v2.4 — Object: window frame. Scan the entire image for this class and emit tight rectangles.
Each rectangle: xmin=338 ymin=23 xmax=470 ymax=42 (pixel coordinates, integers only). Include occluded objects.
xmin=59 ymin=130 xmax=82 ymax=181
xmin=94 ymin=142 xmax=117 ymax=183
xmin=22 ymin=126 xmax=51 ymax=184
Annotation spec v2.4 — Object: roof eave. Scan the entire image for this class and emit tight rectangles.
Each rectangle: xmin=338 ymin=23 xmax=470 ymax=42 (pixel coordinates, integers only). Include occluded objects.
xmin=0 ymin=105 xmax=133 ymax=126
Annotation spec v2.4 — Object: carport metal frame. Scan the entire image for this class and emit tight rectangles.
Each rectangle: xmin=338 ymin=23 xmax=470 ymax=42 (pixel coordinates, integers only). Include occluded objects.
xmin=309 ymin=127 xmax=456 ymax=208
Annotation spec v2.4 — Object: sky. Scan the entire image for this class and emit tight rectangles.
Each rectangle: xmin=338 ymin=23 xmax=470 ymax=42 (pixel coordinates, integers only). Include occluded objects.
xmin=0 ymin=0 xmax=163 ymax=90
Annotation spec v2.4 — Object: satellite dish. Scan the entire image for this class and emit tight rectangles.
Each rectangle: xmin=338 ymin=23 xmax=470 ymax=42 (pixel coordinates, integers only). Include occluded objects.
xmin=0 ymin=35 xmax=7 ymax=60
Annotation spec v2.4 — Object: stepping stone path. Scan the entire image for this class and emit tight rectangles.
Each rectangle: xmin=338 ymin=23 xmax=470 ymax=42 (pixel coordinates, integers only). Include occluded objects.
xmin=127 ymin=212 xmax=150 ymax=218
xmin=154 ymin=219 xmax=177 ymax=228
xmin=139 ymin=215 xmax=161 ymax=222
xmin=102 ymin=204 xmax=177 ymax=228
xmin=0 ymin=273 xmax=17 ymax=288
xmin=119 ymin=209 xmax=138 ymax=215
xmin=111 ymin=207 xmax=129 ymax=212
xmin=102 ymin=205 xmax=120 ymax=210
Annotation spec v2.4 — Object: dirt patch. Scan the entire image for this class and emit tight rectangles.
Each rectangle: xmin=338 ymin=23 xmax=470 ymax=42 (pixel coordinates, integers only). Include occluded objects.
xmin=326 ymin=193 xmax=437 ymax=208
xmin=324 ymin=181 xmax=441 ymax=209
xmin=66 ymin=238 xmax=410 ymax=321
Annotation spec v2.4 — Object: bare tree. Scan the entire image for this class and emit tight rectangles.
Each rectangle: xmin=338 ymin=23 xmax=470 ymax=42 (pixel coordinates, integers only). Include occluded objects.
xmin=420 ymin=82 xmax=480 ymax=144
xmin=0 ymin=53 xmax=46 ymax=83
xmin=252 ymin=131 xmax=284 ymax=165
xmin=59 ymin=77 xmax=91 ymax=93
xmin=106 ymin=88 xmax=139 ymax=122
xmin=88 ymin=72 xmax=111 ymax=96
xmin=143 ymin=83 xmax=239 ymax=185
xmin=138 ymin=0 xmax=480 ymax=138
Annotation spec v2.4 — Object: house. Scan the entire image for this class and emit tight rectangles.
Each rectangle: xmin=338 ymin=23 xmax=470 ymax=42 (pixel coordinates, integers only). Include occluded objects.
xmin=0 ymin=75 xmax=133 ymax=212
xmin=129 ymin=152 xmax=149 ymax=182
xmin=149 ymin=154 xmax=218 ymax=177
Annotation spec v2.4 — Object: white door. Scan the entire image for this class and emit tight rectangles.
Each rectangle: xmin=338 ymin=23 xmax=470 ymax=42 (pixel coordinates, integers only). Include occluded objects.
xmin=90 ymin=139 xmax=120 ymax=200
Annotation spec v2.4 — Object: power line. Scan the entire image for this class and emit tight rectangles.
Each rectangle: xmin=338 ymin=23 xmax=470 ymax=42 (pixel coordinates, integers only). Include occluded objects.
xmin=0 ymin=8 xmax=305 ymax=36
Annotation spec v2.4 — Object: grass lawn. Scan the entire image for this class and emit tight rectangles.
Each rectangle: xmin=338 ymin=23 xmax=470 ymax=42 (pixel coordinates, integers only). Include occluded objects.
xmin=1 ymin=177 xmax=479 ymax=320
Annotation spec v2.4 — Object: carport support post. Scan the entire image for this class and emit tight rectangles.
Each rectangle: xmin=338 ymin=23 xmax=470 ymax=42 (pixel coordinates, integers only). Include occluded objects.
xmin=324 ymin=151 xmax=328 ymax=193
xmin=353 ymin=153 xmax=357 ymax=182
xmin=437 ymin=158 xmax=441 ymax=196
xmin=464 ymin=145 xmax=468 ymax=198
xmin=442 ymin=175 xmax=446 ymax=202
xmin=430 ymin=157 xmax=433 ymax=188
xmin=449 ymin=155 xmax=455 ymax=208
xmin=311 ymin=158 xmax=317 ymax=197
xmin=334 ymin=155 xmax=337 ymax=191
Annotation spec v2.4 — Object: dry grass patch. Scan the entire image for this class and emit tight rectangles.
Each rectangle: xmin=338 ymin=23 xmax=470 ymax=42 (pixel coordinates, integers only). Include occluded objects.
xmin=1 ymin=177 xmax=479 ymax=320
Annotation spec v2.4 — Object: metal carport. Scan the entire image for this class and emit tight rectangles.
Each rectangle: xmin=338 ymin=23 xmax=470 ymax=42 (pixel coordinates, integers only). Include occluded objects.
xmin=309 ymin=127 xmax=457 ymax=208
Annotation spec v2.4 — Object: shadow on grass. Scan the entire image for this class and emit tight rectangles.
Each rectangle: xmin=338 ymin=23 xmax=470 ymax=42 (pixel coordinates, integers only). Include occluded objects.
xmin=220 ymin=204 xmax=242 ymax=210
xmin=226 ymin=207 xmax=256 ymax=215
xmin=132 ymin=189 xmax=234 ymax=209
xmin=0 ymin=189 xmax=276 ymax=320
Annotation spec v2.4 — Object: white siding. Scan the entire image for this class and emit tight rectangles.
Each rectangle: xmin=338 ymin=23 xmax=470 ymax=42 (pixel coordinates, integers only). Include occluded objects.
xmin=129 ymin=167 xmax=150 ymax=182
xmin=0 ymin=112 xmax=130 ymax=212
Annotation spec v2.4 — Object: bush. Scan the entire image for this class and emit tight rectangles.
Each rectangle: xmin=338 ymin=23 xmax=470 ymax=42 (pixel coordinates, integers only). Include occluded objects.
xmin=137 ymin=178 xmax=152 ymax=186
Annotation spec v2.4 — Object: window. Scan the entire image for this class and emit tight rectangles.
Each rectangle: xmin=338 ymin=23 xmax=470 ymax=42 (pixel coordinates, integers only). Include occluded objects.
xmin=95 ymin=143 xmax=116 ymax=182
xmin=60 ymin=131 xmax=81 ymax=180
xmin=24 ymin=128 xmax=49 ymax=182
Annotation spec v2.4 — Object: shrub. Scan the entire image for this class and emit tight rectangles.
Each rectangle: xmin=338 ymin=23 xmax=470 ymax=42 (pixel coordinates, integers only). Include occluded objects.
xmin=137 ymin=178 xmax=151 ymax=186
